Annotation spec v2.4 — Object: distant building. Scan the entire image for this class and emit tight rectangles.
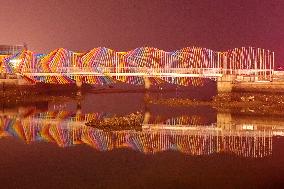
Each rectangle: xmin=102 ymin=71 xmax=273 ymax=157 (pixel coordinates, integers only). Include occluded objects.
xmin=0 ymin=44 xmax=25 ymax=55
xmin=0 ymin=44 xmax=26 ymax=74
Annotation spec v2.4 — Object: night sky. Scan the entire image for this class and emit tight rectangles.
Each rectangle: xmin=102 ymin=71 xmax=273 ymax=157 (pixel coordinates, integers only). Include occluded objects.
xmin=0 ymin=0 xmax=283 ymax=66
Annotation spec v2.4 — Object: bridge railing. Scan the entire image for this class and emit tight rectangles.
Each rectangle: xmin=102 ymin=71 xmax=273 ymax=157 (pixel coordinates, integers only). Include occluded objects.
xmin=22 ymin=67 xmax=223 ymax=74
xmin=221 ymin=69 xmax=273 ymax=74
xmin=19 ymin=67 xmax=274 ymax=80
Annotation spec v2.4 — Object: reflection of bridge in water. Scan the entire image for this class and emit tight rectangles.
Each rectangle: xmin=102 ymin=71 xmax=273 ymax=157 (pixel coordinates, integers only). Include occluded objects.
xmin=1 ymin=109 xmax=282 ymax=158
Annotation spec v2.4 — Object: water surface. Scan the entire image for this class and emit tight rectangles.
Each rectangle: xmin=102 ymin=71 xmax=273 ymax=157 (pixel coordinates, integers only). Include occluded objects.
xmin=0 ymin=89 xmax=284 ymax=188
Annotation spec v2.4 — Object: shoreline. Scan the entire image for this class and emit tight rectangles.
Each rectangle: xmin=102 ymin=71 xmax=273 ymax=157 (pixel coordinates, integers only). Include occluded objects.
xmin=146 ymin=92 xmax=284 ymax=116
xmin=1 ymin=83 xmax=284 ymax=117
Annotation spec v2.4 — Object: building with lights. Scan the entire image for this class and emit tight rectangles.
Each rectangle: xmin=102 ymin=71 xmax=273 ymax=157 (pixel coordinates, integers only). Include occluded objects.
xmin=0 ymin=44 xmax=26 ymax=74
xmin=0 ymin=44 xmax=25 ymax=55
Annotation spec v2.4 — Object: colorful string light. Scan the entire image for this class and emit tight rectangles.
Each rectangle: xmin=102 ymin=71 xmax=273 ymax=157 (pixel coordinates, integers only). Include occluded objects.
xmin=2 ymin=46 xmax=274 ymax=86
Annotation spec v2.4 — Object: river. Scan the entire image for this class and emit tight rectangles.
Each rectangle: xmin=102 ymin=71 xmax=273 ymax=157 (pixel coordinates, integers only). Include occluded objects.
xmin=0 ymin=87 xmax=284 ymax=188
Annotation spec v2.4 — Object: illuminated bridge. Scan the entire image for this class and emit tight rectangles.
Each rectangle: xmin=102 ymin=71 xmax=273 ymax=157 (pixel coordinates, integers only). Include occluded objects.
xmin=1 ymin=46 xmax=275 ymax=90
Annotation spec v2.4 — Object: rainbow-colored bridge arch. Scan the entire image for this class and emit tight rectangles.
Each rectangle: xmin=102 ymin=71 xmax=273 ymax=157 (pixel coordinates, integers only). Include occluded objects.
xmin=2 ymin=46 xmax=274 ymax=86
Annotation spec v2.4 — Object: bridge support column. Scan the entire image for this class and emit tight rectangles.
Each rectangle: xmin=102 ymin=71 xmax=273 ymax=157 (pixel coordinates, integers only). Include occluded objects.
xmin=144 ymin=77 xmax=151 ymax=90
xmin=76 ymin=80 xmax=82 ymax=88
xmin=217 ymin=75 xmax=234 ymax=93
xmin=75 ymin=80 xmax=82 ymax=97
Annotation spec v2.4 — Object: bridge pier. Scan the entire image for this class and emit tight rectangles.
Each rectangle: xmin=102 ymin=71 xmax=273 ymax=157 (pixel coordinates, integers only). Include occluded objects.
xmin=75 ymin=80 xmax=83 ymax=98
xmin=76 ymin=80 xmax=82 ymax=88
xmin=144 ymin=77 xmax=151 ymax=89
xmin=217 ymin=75 xmax=234 ymax=93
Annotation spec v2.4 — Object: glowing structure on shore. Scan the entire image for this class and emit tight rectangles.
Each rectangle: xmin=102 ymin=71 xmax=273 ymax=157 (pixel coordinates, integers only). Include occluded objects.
xmin=2 ymin=46 xmax=275 ymax=86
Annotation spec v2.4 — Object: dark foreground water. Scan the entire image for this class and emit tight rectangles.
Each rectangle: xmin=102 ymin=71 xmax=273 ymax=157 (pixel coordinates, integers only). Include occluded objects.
xmin=1 ymin=137 xmax=284 ymax=189
xmin=0 ymin=88 xmax=284 ymax=189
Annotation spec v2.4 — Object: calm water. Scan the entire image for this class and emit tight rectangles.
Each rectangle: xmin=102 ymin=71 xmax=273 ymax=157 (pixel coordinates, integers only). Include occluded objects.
xmin=1 ymin=89 xmax=284 ymax=189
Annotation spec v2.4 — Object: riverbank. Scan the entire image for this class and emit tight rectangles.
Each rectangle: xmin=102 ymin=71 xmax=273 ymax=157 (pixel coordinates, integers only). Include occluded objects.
xmin=0 ymin=83 xmax=89 ymax=105
xmin=2 ymin=82 xmax=284 ymax=116
xmin=147 ymin=92 xmax=284 ymax=116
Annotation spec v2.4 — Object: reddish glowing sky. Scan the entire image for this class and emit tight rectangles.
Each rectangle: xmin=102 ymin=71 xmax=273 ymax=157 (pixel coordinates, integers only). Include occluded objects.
xmin=0 ymin=0 xmax=283 ymax=66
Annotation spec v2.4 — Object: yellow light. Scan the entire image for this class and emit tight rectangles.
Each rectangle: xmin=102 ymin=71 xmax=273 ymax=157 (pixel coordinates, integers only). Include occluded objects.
xmin=9 ymin=59 xmax=22 ymax=68
xmin=242 ymin=124 xmax=254 ymax=130
xmin=10 ymin=59 xmax=21 ymax=64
